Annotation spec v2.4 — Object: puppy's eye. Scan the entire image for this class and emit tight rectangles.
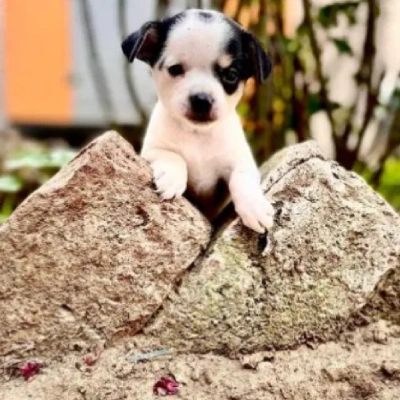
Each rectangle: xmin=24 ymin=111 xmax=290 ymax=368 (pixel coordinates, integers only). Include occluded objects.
xmin=168 ymin=64 xmax=184 ymax=77
xmin=223 ymin=68 xmax=239 ymax=84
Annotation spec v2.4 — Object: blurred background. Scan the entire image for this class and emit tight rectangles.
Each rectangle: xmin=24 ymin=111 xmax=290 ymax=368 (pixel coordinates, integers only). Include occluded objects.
xmin=0 ymin=0 xmax=399 ymax=223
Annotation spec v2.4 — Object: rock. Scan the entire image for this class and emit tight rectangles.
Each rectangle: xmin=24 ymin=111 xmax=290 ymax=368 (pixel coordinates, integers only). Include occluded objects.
xmin=145 ymin=141 xmax=400 ymax=353
xmin=381 ymin=360 xmax=400 ymax=380
xmin=356 ymin=266 xmax=400 ymax=326
xmin=0 ymin=131 xmax=211 ymax=360
xmin=240 ymin=351 xmax=275 ymax=370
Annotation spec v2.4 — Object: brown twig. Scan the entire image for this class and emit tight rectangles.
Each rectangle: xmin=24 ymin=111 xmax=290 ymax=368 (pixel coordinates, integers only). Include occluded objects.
xmin=338 ymin=0 xmax=380 ymax=169
xmin=352 ymin=0 xmax=379 ymax=157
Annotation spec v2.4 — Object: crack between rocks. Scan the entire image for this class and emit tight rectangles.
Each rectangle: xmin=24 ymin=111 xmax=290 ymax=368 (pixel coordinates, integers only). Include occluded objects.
xmin=138 ymin=154 xmax=327 ymax=337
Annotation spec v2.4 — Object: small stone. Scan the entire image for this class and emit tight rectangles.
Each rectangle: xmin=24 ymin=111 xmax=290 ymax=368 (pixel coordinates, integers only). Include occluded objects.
xmin=190 ymin=367 xmax=201 ymax=382
xmin=203 ymin=370 xmax=214 ymax=385
xmin=322 ymin=366 xmax=346 ymax=382
xmin=381 ymin=361 xmax=400 ymax=379
xmin=240 ymin=351 xmax=275 ymax=370
xmin=77 ymin=386 xmax=87 ymax=394
xmin=374 ymin=330 xmax=388 ymax=344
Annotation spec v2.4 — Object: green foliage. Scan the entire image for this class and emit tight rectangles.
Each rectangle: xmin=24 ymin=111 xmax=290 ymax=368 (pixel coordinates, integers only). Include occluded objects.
xmin=317 ymin=1 xmax=361 ymax=28
xmin=0 ymin=175 xmax=23 ymax=193
xmin=5 ymin=149 xmax=76 ymax=171
xmin=376 ymin=158 xmax=400 ymax=210
xmin=360 ymin=157 xmax=400 ymax=210
xmin=0 ymin=148 xmax=77 ymax=223
xmin=331 ymin=38 xmax=353 ymax=55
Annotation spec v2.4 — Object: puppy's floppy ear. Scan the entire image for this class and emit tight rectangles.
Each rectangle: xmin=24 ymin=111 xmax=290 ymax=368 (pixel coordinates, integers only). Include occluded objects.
xmin=244 ymin=32 xmax=273 ymax=84
xmin=121 ymin=21 xmax=162 ymax=65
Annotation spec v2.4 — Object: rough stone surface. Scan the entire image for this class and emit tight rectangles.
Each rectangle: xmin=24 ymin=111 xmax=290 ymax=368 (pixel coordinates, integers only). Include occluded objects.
xmin=0 ymin=131 xmax=211 ymax=360
xmin=145 ymin=141 xmax=400 ymax=353
xmin=356 ymin=265 xmax=400 ymax=326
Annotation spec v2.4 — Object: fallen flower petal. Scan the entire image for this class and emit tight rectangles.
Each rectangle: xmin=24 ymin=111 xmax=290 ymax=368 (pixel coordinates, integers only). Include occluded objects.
xmin=82 ymin=348 xmax=102 ymax=366
xmin=153 ymin=376 xmax=179 ymax=396
xmin=20 ymin=361 xmax=42 ymax=380
xmin=83 ymin=353 xmax=98 ymax=366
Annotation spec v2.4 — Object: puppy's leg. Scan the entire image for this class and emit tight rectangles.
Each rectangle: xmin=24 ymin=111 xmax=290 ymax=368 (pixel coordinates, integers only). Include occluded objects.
xmin=228 ymin=167 xmax=274 ymax=233
xmin=142 ymin=149 xmax=188 ymax=200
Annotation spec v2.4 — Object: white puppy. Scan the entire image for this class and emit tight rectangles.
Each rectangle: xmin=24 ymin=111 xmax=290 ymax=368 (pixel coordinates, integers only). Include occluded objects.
xmin=121 ymin=9 xmax=274 ymax=233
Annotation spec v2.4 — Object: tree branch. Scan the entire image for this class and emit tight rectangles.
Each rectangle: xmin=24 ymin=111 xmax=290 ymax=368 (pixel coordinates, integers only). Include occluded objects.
xmin=301 ymin=0 xmax=335 ymax=136
xmin=338 ymin=0 xmax=379 ymax=170
xmin=352 ymin=0 xmax=379 ymax=158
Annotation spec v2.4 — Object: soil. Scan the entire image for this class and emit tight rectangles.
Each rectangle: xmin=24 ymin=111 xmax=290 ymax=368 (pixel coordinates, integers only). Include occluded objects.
xmin=1 ymin=320 xmax=400 ymax=400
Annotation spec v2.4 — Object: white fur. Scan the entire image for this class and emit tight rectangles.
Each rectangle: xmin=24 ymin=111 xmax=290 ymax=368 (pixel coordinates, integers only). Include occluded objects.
xmin=140 ymin=10 xmax=274 ymax=233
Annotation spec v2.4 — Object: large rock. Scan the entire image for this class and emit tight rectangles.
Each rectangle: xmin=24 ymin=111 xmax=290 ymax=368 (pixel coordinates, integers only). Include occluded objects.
xmin=145 ymin=141 xmax=400 ymax=353
xmin=0 ymin=131 xmax=211 ymax=359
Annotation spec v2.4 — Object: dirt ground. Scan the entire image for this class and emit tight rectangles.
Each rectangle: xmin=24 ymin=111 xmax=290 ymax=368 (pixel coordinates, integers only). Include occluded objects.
xmin=1 ymin=320 xmax=400 ymax=400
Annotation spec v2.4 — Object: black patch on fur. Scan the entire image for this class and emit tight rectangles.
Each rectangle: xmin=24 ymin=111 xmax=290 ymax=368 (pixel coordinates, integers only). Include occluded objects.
xmin=198 ymin=11 xmax=214 ymax=21
xmin=214 ymin=61 xmax=247 ymax=95
xmin=121 ymin=12 xmax=184 ymax=67
xmin=213 ymin=35 xmax=253 ymax=95
xmin=221 ymin=15 xmax=273 ymax=84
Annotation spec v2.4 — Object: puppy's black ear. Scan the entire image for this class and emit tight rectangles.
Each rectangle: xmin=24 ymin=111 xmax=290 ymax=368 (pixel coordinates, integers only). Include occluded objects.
xmin=121 ymin=21 xmax=162 ymax=65
xmin=244 ymin=32 xmax=272 ymax=84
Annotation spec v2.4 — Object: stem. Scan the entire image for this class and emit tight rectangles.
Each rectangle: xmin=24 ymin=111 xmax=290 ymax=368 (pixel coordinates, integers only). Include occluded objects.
xmin=352 ymin=0 xmax=379 ymax=160
xmin=337 ymin=0 xmax=379 ymax=169
xmin=301 ymin=0 xmax=335 ymax=136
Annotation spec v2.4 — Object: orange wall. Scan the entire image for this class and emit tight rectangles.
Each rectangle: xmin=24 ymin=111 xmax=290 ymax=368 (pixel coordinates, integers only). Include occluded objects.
xmin=2 ymin=0 xmax=72 ymax=124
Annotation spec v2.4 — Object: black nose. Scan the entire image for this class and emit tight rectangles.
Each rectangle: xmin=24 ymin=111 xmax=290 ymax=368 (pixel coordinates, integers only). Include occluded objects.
xmin=189 ymin=93 xmax=213 ymax=115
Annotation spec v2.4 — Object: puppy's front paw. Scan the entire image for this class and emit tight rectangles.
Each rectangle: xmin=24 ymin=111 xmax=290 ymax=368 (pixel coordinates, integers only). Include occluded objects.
xmin=234 ymin=192 xmax=274 ymax=234
xmin=152 ymin=161 xmax=188 ymax=200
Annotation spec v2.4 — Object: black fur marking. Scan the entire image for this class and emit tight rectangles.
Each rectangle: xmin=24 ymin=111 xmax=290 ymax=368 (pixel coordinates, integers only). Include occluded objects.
xmin=121 ymin=12 xmax=184 ymax=67
xmin=214 ymin=61 xmax=248 ymax=95
xmin=213 ymin=36 xmax=253 ymax=95
xmin=198 ymin=11 xmax=214 ymax=21
xmin=222 ymin=16 xmax=273 ymax=84
xmin=226 ymin=38 xmax=240 ymax=58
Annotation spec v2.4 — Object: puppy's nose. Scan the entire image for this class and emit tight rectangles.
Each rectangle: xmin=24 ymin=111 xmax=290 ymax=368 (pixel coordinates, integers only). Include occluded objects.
xmin=189 ymin=93 xmax=213 ymax=114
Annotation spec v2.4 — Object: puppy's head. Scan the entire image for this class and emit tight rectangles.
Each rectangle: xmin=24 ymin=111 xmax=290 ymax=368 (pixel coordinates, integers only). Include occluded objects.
xmin=122 ymin=9 xmax=272 ymax=126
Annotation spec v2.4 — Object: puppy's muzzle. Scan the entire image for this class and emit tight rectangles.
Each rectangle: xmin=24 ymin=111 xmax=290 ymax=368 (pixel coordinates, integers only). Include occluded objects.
xmin=187 ymin=93 xmax=215 ymax=123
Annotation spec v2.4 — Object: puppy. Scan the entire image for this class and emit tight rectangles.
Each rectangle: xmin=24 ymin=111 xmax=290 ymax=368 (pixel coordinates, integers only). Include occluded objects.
xmin=121 ymin=9 xmax=274 ymax=233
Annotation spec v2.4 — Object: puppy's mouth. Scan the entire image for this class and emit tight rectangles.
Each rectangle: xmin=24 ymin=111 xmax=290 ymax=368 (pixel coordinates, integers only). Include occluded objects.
xmin=184 ymin=111 xmax=217 ymax=124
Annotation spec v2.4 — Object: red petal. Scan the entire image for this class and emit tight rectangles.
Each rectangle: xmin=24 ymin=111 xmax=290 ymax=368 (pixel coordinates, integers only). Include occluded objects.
xmin=153 ymin=376 xmax=179 ymax=395
xmin=20 ymin=361 xmax=42 ymax=380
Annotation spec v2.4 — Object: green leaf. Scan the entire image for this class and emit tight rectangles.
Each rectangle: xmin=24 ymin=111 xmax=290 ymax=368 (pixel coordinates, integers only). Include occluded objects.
xmin=307 ymin=93 xmax=325 ymax=115
xmin=331 ymin=38 xmax=353 ymax=55
xmin=48 ymin=149 xmax=77 ymax=168
xmin=282 ymin=37 xmax=300 ymax=53
xmin=307 ymin=94 xmax=341 ymax=115
xmin=5 ymin=149 xmax=76 ymax=171
xmin=317 ymin=6 xmax=338 ymax=28
xmin=317 ymin=1 xmax=361 ymax=28
xmin=0 ymin=195 xmax=15 ymax=223
xmin=0 ymin=175 xmax=23 ymax=193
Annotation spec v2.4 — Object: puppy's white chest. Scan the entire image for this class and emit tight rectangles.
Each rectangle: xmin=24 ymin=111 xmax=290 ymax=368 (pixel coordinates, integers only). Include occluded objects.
xmin=179 ymin=137 xmax=227 ymax=196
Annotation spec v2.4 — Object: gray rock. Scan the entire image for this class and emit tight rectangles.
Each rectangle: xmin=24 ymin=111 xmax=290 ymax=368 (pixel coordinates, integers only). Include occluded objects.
xmin=145 ymin=141 xmax=400 ymax=353
xmin=0 ymin=131 xmax=211 ymax=359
